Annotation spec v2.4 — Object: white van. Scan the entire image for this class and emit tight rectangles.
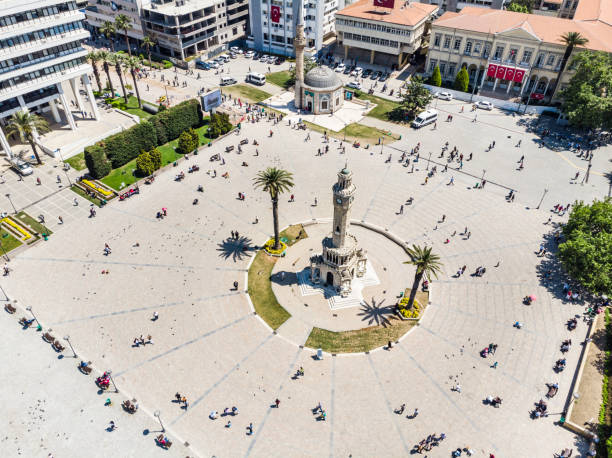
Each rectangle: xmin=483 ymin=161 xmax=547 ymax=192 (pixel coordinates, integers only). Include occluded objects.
xmin=220 ymin=76 xmax=237 ymax=86
xmin=412 ymin=109 xmax=438 ymax=128
xmin=246 ymin=72 xmax=266 ymax=86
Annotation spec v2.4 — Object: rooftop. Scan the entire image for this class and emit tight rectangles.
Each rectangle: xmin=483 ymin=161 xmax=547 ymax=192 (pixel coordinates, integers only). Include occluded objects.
xmin=573 ymin=0 xmax=612 ymax=25
xmin=143 ymin=0 xmax=215 ymax=16
xmin=433 ymin=6 xmax=612 ymax=52
xmin=336 ymin=0 xmax=438 ymax=27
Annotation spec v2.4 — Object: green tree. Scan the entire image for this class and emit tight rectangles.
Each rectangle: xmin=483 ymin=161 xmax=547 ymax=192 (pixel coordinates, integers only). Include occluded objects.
xmin=142 ymin=36 xmax=156 ymax=68
xmin=208 ymin=113 xmax=232 ymax=138
xmin=430 ymin=65 xmax=442 ymax=87
xmin=454 ymin=67 xmax=470 ymax=92
xmin=556 ymin=31 xmax=589 ymax=94
xmin=178 ymin=129 xmax=197 ymax=154
xmin=110 ymin=53 xmax=128 ymax=104
xmin=115 ymin=14 xmax=133 ymax=56
xmin=98 ymin=50 xmax=115 ymax=95
xmin=253 ymin=168 xmax=294 ymax=250
xmin=286 ymin=59 xmax=318 ymax=88
xmin=136 ymin=151 xmax=155 ymax=176
xmin=558 ymin=198 xmax=612 ymax=296
xmin=392 ymin=76 xmax=433 ymax=121
xmin=560 ymin=51 xmax=612 ymax=129
xmin=99 ymin=21 xmax=116 ymax=51
xmin=149 ymin=147 xmax=162 ymax=170
xmin=189 ymin=127 xmax=199 ymax=150
xmin=123 ymin=55 xmax=143 ymax=108
xmin=87 ymin=51 xmax=103 ymax=93
xmin=6 ymin=111 xmax=50 ymax=165
xmin=507 ymin=2 xmax=529 ymax=12
xmin=403 ymin=245 xmax=443 ymax=310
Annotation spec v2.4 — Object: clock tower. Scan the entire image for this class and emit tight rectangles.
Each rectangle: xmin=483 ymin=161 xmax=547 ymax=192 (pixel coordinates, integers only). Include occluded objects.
xmin=332 ymin=165 xmax=355 ymax=248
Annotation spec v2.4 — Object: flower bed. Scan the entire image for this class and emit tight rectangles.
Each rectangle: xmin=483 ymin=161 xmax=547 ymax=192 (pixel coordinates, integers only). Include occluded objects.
xmin=264 ymin=239 xmax=287 ymax=257
xmin=2 ymin=217 xmax=32 ymax=240
xmin=82 ymin=179 xmax=114 ymax=198
xmin=397 ymin=297 xmax=421 ymax=319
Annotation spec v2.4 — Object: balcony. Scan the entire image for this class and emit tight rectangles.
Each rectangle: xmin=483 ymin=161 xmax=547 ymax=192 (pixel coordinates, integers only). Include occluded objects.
xmin=2 ymin=29 xmax=89 ymax=61
xmin=1 ymin=46 xmax=86 ymax=76
xmin=0 ymin=10 xmax=85 ymax=41
xmin=0 ymin=50 xmax=88 ymax=85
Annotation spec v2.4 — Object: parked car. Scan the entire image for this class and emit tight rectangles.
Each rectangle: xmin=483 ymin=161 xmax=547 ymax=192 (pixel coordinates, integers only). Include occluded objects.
xmin=362 ymin=68 xmax=372 ymax=78
xmin=343 ymin=66 xmax=352 ymax=75
xmin=218 ymin=54 xmax=230 ymax=62
xmin=347 ymin=81 xmax=362 ymax=90
xmin=245 ymin=50 xmax=255 ymax=58
xmin=220 ymin=76 xmax=237 ymax=86
xmin=230 ymin=46 xmax=243 ymax=54
xmin=229 ymin=52 xmax=238 ymax=59
xmin=370 ymin=71 xmax=381 ymax=80
xmin=379 ymin=72 xmax=388 ymax=82
xmin=275 ymin=57 xmax=285 ymax=65
xmin=209 ymin=61 xmax=220 ymax=69
xmin=335 ymin=63 xmax=346 ymax=72
xmin=475 ymin=100 xmax=493 ymax=110
xmin=11 ymin=159 xmax=33 ymax=176
xmin=435 ymin=91 xmax=453 ymax=101
xmin=195 ymin=60 xmax=211 ymax=70
xmin=350 ymin=67 xmax=363 ymax=77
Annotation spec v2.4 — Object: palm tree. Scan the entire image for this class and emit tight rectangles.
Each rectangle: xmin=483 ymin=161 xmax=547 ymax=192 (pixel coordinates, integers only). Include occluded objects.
xmin=5 ymin=111 xmax=50 ymax=165
xmin=142 ymin=35 xmax=156 ymax=68
xmin=123 ymin=55 xmax=143 ymax=108
xmin=87 ymin=51 xmax=103 ymax=92
xmin=253 ymin=167 xmax=294 ymax=250
xmin=403 ymin=245 xmax=443 ymax=310
xmin=556 ymin=32 xmax=589 ymax=92
xmin=98 ymin=50 xmax=114 ymax=95
xmin=115 ymin=14 xmax=133 ymax=56
xmin=99 ymin=21 xmax=116 ymax=52
xmin=110 ymin=53 xmax=129 ymax=104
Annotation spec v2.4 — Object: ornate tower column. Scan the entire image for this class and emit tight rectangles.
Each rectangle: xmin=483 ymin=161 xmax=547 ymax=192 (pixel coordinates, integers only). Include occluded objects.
xmin=332 ymin=165 xmax=355 ymax=248
xmin=294 ymin=0 xmax=306 ymax=109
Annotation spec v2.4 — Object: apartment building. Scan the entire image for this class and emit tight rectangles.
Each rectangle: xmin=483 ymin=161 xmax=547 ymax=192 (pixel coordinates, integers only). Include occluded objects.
xmin=335 ymin=0 xmax=438 ymax=68
xmin=0 ymin=0 xmax=97 ymax=158
xmin=425 ymin=6 xmax=612 ymax=101
xmin=141 ymin=0 xmax=248 ymax=61
xmin=85 ymin=0 xmax=149 ymax=50
xmin=247 ymin=0 xmax=353 ymax=57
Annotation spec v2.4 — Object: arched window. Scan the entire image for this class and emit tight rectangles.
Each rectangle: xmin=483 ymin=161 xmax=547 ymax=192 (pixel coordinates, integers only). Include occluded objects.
xmin=335 ymin=226 xmax=340 ymax=234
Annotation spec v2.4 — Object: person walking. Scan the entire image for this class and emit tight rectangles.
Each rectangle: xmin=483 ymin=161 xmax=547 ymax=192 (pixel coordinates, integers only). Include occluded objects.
xmin=58 ymin=216 xmax=63 ymax=224
xmin=275 ymin=398 xmax=280 ymax=408
xmin=399 ymin=205 xmax=404 ymax=215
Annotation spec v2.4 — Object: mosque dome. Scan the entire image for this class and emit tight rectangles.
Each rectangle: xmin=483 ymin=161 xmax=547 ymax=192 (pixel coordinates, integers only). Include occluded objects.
xmin=304 ymin=66 xmax=342 ymax=90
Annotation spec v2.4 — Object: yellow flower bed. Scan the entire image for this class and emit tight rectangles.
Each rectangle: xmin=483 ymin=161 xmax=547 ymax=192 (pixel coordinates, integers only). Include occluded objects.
xmin=398 ymin=298 xmax=421 ymax=319
xmin=264 ymin=239 xmax=287 ymax=256
xmin=82 ymin=179 xmax=113 ymax=197
xmin=2 ymin=218 xmax=32 ymax=240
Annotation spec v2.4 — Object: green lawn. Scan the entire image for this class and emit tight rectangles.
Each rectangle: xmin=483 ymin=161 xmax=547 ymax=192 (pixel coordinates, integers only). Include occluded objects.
xmin=248 ymin=251 xmax=291 ymax=330
xmin=352 ymin=91 xmax=401 ymax=122
xmin=266 ymin=70 xmax=291 ymax=88
xmin=65 ymin=153 xmax=86 ymax=171
xmin=303 ymin=121 xmax=398 ymax=145
xmin=70 ymin=185 xmax=104 ymax=207
xmin=16 ymin=211 xmax=52 ymax=236
xmin=221 ymin=84 xmax=272 ymax=103
xmin=109 ymin=95 xmax=155 ymax=120
xmin=0 ymin=228 xmax=23 ymax=253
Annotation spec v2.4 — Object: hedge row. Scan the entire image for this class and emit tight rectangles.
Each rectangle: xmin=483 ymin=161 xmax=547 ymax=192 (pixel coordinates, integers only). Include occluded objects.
xmin=85 ymin=99 xmax=203 ymax=178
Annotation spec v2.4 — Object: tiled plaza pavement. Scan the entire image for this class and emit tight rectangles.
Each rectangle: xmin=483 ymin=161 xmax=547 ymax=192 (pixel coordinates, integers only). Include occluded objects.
xmin=2 ymin=102 xmax=609 ymax=457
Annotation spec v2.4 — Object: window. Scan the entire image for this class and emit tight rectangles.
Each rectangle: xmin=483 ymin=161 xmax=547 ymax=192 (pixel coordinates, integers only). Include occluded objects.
xmin=464 ymin=41 xmax=472 ymax=54
xmin=535 ymin=53 xmax=544 ymax=67
xmin=474 ymin=42 xmax=481 ymax=54
xmin=508 ymin=48 xmax=518 ymax=63
xmin=483 ymin=43 xmax=491 ymax=58
xmin=521 ymin=50 xmax=532 ymax=64
xmin=449 ymin=64 xmax=456 ymax=76
xmin=434 ymin=34 xmax=441 ymax=47
xmin=547 ymin=55 xmax=555 ymax=66
xmin=494 ymin=46 xmax=504 ymax=60
xmin=443 ymin=36 xmax=451 ymax=49
xmin=429 ymin=59 xmax=437 ymax=72
xmin=439 ymin=62 xmax=446 ymax=74
xmin=453 ymin=38 xmax=461 ymax=50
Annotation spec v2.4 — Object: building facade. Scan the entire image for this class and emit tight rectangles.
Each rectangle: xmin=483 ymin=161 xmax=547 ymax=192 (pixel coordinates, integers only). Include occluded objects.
xmin=141 ymin=0 xmax=248 ymax=61
xmin=247 ymin=0 xmax=353 ymax=57
xmin=425 ymin=6 xmax=612 ymax=102
xmin=85 ymin=0 xmax=149 ymax=50
xmin=0 ymin=0 xmax=97 ymax=158
xmin=335 ymin=0 xmax=438 ymax=68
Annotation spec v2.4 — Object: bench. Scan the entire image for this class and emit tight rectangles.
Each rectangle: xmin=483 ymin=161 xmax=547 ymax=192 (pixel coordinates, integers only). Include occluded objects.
xmin=79 ymin=362 xmax=93 ymax=375
xmin=18 ymin=317 xmax=31 ymax=327
xmin=52 ymin=340 xmax=65 ymax=352
xmin=239 ymin=138 xmax=249 ymax=145
xmin=4 ymin=304 xmax=16 ymax=314
xmin=225 ymin=145 xmax=234 ymax=152
xmin=42 ymin=332 xmax=55 ymax=343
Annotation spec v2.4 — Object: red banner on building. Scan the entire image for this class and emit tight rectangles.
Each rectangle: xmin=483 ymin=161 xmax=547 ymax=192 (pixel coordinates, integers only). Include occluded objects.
xmin=270 ymin=5 xmax=281 ymax=23
xmin=505 ymin=68 xmax=515 ymax=81
xmin=487 ymin=64 xmax=497 ymax=77
xmin=496 ymin=66 xmax=507 ymax=79
xmin=513 ymin=69 xmax=525 ymax=83
xmin=373 ymin=0 xmax=395 ymax=8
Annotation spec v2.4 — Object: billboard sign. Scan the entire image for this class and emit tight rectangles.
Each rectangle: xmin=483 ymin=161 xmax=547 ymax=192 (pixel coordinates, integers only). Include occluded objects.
xmin=201 ymin=89 xmax=221 ymax=112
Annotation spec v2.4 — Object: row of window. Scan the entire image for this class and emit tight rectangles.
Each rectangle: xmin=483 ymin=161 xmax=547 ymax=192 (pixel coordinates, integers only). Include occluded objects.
xmin=343 ymin=32 xmax=399 ymax=48
xmin=0 ymin=41 xmax=82 ymax=75
xmin=0 ymin=2 xmax=78 ymax=27
xmin=336 ymin=18 xmax=412 ymax=36
xmin=0 ymin=57 xmax=86 ymax=91
xmin=432 ymin=34 xmax=560 ymax=67
xmin=1 ymin=21 xmax=85 ymax=49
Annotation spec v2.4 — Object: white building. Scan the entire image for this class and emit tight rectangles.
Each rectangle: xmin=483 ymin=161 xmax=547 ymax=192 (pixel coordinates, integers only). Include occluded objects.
xmin=85 ymin=0 xmax=150 ymax=50
xmin=0 ymin=0 xmax=98 ymax=158
xmin=247 ymin=0 xmax=354 ymax=57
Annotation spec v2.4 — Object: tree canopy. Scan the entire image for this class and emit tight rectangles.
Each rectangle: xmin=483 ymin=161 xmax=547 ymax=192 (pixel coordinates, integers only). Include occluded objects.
xmin=560 ymin=51 xmax=612 ymax=130
xmin=391 ymin=76 xmax=433 ymax=121
xmin=454 ymin=67 xmax=469 ymax=92
xmin=558 ymin=198 xmax=612 ymax=296
xmin=507 ymin=2 xmax=530 ymax=13
xmin=430 ymin=65 xmax=442 ymax=87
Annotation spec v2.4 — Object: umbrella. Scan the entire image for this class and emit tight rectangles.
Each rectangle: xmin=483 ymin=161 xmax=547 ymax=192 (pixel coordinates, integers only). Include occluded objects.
xmin=529 ymin=295 xmax=537 ymax=301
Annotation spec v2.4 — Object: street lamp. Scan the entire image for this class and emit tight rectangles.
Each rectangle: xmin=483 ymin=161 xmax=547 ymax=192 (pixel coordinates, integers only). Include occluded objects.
xmin=55 ymin=148 xmax=72 ymax=186
xmin=584 ymin=154 xmax=593 ymax=184
xmin=5 ymin=193 xmax=16 ymax=214
xmin=25 ymin=305 xmax=39 ymax=326
xmin=106 ymin=369 xmax=119 ymax=393
xmin=481 ymin=169 xmax=486 ymax=181
xmin=536 ymin=188 xmax=549 ymax=210
xmin=154 ymin=410 xmax=165 ymax=432
xmin=64 ymin=335 xmax=77 ymax=358
xmin=426 ymin=151 xmax=433 ymax=171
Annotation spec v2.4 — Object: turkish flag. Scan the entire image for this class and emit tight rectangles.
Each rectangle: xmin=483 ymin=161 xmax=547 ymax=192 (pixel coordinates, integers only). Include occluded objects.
xmin=514 ymin=69 xmax=525 ymax=83
xmin=270 ymin=5 xmax=281 ymax=23
xmin=487 ymin=64 xmax=497 ymax=77
xmin=373 ymin=0 xmax=395 ymax=8
xmin=496 ymin=66 xmax=507 ymax=79
xmin=505 ymin=68 xmax=515 ymax=81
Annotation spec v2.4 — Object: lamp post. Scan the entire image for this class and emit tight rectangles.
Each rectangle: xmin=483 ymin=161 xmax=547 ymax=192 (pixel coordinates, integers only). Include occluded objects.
xmin=426 ymin=151 xmax=433 ymax=170
xmin=154 ymin=410 xmax=165 ymax=432
xmin=584 ymin=153 xmax=593 ymax=184
xmin=55 ymin=148 xmax=72 ymax=186
xmin=25 ymin=305 xmax=39 ymax=326
xmin=107 ymin=369 xmax=119 ymax=393
xmin=481 ymin=169 xmax=486 ymax=181
xmin=536 ymin=188 xmax=548 ymax=210
xmin=64 ymin=335 xmax=76 ymax=358
xmin=5 ymin=193 xmax=16 ymax=214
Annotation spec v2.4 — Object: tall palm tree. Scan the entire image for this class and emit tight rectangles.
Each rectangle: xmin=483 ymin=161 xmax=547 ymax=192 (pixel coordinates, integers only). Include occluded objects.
xmin=98 ymin=50 xmax=114 ymax=95
xmin=115 ymin=14 xmax=133 ymax=56
xmin=123 ymin=55 xmax=143 ymax=108
xmin=5 ymin=111 xmax=50 ymax=165
xmin=99 ymin=21 xmax=116 ymax=52
xmin=110 ymin=53 xmax=129 ymax=104
xmin=403 ymin=245 xmax=443 ymax=310
xmin=253 ymin=167 xmax=294 ymax=250
xmin=556 ymin=32 xmax=589 ymax=92
xmin=87 ymin=51 xmax=103 ymax=92
xmin=142 ymin=35 xmax=156 ymax=68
